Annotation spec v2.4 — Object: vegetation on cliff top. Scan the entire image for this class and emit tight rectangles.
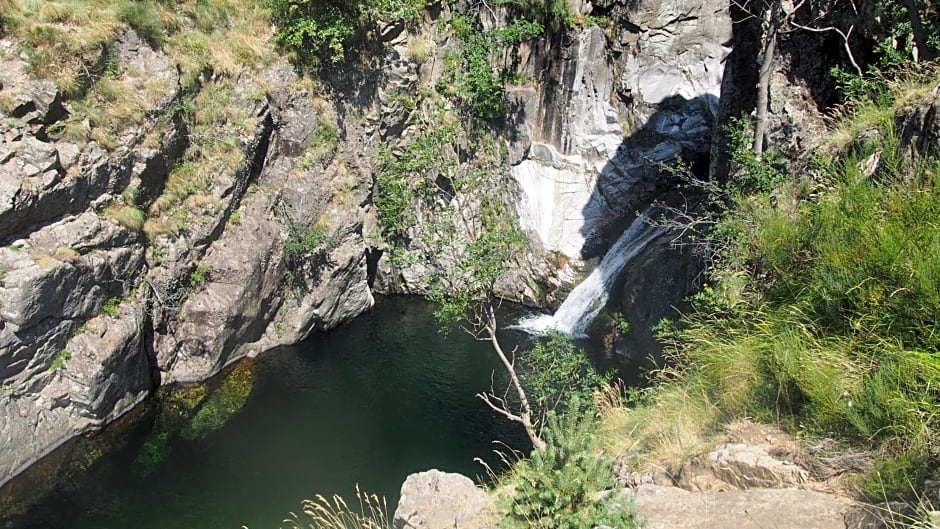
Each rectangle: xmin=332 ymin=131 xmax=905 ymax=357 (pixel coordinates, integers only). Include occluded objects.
xmin=605 ymin=64 xmax=940 ymax=502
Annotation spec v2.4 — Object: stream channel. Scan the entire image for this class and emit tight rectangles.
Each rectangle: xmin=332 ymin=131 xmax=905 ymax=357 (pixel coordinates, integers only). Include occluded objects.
xmin=1 ymin=296 xmax=657 ymax=529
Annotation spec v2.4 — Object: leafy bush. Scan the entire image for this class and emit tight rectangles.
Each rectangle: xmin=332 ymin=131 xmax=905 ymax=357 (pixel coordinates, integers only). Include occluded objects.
xmin=49 ymin=349 xmax=71 ymax=371
xmin=724 ymin=115 xmax=787 ymax=195
xmin=188 ymin=264 xmax=210 ymax=288
xmin=502 ymin=401 xmax=638 ymax=529
xmin=102 ymin=296 xmax=122 ymax=316
xmin=521 ymin=332 xmax=609 ymax=420
xmin=446 ymin=15 xmax=506 ymax=120
xmin=269 ymin=0 xmax=427 ymax=65
xmin=374 ymin=118 xmax=458 ymax=239
xmin=269 ymin=0 xmax=359 ymax=65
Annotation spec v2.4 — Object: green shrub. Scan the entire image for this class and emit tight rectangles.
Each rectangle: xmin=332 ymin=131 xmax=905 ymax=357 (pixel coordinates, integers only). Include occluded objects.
xmin=724 ymin=115 xmax=788 ymax=195
xmin=102 ymin=296 xmax=122 ymax=316
xmin=502 ymin=401 xmax=638 ymax=529
xmin=448 ymin=15 xmax=505 ymax=120
xmin=269 ymin=0 xmax=359 ymax=65
xmin=284 ymin=222 xmax=333 ymax=260
xmin=269 ymin=0 xmax=428 ymax=65
xmin=188 ymin=264 xmax=210 ymax=287
xmin=521 ymin=332 xmax=609 ymax=420
xmin=50 ymin=349 xmax=71 ymax=371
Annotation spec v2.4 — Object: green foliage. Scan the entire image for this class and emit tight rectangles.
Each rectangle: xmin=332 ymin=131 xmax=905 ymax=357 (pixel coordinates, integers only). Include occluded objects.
xmin=429 ymin=197 xmax=528 ymax=327
xmin=613 ymin=313 xmax=630 ymax=334
xmin=268 ymin=0 xmax=427 ymax=65
xmin=188 ymin=264 xmax=210 ymax=287
xmin=283 ymin=221 xmax=334 ymax=261
xmin=310 ymin=121 xmax=340 ymax=152
xmin=446 ymin=15 xmax=506 ymax=120
xmin=829 ymin=1 xmax=938 ymax=104
xmin=725 ymin=115 xmax=787 ymax=195
xmin=282 ymin=215 xmax=337 ymax=292
xmin=374 ymin=118 xmax=458 ymax=239
xmin=490 ymin=19 xmax=544 ymax=44
xmin=49 ymin=349 xmax=71 ymax=371
xmin=102 ymin=296 xmax=122 ymax=316
xmin=502 ymin=401 xmax=638 ymax=529
xmin=372 ymin=0 xmax=426 ymax=24
xmin=521 ymin=332 xmax=609 ymax=419
xmin=497 ymin=0 xmax=572 ymax=31
xmin=656 ymin=88 xmax=940 ymax=498
xmin=269 ymin=0 xmax=359 ymax=64
xmin=874 ymin=0 xmax=939 ymax=63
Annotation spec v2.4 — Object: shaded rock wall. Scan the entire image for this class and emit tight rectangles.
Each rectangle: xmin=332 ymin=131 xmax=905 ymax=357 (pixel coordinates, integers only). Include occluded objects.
xmin=510 ymin=0 xmax=731 ymax=284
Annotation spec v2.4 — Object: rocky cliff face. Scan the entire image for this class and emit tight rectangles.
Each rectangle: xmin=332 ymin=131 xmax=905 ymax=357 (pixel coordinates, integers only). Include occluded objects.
xmin=0 ymin=32 xmax=377 ymax=486
xmin=506 ymin=0 xmax=730 ymax=301
xmin=0 ymin=0 xmax=734 ymax=486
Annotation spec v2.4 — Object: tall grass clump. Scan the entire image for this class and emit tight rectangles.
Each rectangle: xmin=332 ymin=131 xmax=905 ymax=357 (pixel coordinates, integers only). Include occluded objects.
xmin=278 ymin=486 xmax=390 ymax=529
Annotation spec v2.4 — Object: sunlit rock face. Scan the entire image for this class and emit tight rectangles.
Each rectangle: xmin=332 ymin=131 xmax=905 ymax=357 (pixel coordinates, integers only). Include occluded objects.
xmin=511 ymin=2 xmax=731 ymax=265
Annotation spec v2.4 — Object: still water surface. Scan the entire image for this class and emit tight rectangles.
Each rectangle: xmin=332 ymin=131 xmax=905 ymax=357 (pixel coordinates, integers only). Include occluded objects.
xmin=5 ymin=297 xmax=634 ymax=529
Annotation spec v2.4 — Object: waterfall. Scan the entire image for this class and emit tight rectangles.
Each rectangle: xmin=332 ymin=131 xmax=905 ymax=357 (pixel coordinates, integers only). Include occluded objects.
xmin=515 ymin=212 xmax=666 ymax=337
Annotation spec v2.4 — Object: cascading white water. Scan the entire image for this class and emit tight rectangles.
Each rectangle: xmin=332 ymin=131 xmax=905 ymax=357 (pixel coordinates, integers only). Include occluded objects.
xmin=515 ymin=211 xmax=666 ymax=337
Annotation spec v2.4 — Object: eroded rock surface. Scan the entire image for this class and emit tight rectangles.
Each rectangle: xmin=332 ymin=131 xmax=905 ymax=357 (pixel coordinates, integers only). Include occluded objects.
xmin=678 ymin=443 xmax=808 ymax=492
xmin=633 ymin=485 xmax=859 ymax=529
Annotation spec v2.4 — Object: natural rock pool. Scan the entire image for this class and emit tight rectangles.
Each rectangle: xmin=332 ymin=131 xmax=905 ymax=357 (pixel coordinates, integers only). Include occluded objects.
xmin=1 ymin=296 xmax=639 ymax=529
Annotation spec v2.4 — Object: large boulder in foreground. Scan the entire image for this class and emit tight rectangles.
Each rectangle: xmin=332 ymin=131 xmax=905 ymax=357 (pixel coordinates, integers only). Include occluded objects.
xmin=393 ymin=470 xmax=496 ymax=529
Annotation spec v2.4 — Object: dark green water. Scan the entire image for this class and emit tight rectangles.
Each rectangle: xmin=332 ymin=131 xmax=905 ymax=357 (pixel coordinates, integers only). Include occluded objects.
xmin=5 ymin=296 xmax=638 ymax=529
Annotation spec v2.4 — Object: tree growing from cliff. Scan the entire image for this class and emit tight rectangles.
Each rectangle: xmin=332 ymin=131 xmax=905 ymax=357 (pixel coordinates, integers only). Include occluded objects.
xmin=739 ymin=0 xmax=938 ymax=155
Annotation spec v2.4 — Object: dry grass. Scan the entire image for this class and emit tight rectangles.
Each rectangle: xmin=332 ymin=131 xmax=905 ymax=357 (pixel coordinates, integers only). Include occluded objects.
xmin=1 ymin=0 xmax=277 ymax=94
xmin=407 ymin=36 xmax=432 ymax=65
xmin=104 ymin=204 xmax=146 ymax=231
xmin=144 ymin=77 xmax=254 ymax=239
xmin=277 ymin=485 xmax=391 ymax=529
xmin=597 ymin=381 xmax=720 ymax=473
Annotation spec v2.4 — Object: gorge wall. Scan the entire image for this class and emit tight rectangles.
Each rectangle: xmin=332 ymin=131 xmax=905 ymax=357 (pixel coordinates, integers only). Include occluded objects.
xmin=0 ymin=0 xmax=735 ymax=487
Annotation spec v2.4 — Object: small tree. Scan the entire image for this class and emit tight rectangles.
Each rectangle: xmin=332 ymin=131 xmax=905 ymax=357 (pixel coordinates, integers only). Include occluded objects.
xmin=427 ymin=193 xmax=548 ymax=451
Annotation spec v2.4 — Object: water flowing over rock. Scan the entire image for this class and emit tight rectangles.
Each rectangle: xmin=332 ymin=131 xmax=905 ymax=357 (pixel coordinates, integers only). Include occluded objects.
xmin=516 ymin=210 xmax=666 ymax=335
xmin=511 ymin=2 xmax=730 ymax=267
xmin=0 ymin=0 xmax=735 ymax=490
